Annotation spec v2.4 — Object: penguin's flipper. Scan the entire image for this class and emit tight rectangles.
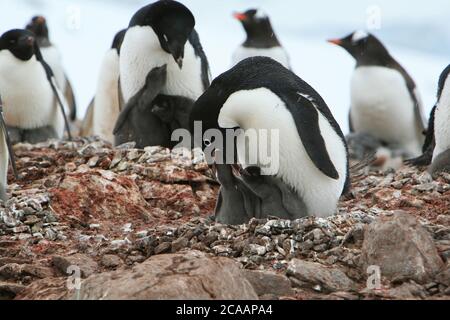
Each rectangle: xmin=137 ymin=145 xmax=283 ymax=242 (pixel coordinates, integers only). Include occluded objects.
xmin=405 ymin=104 xmax=436 ymax=167
xmin=80 ymin=98 xmax=95 ymax=137
xmin=288 ymin=93 xmax=339 ymax=180
xmin=34 ymin=45 xmax=72 ymax=140
xmin=348 ymin=111 xmax=354 ymax=133
xmin=64 ymin=75 xmax=77 ymax=121
xmin=113 ymin=65 xmax=167 ymax=134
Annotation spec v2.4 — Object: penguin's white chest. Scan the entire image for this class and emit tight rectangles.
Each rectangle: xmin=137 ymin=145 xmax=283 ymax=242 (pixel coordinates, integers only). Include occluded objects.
xmin=92 ymin=49 xmax=121 ymax=142
xmin=218 ymin=88 xmax=347 ymax=217
xmin=232 ymin=45 xmax=290 ymax=69
xmin=0 ymin=51 xmax=55 ymax=129
xmin=350 ymin=66 xmax=420 ymax=154
xmin=120 ymin=26 xmax=204 ymax=103
xmin=433 ymin=77 xmax=450 ymax=160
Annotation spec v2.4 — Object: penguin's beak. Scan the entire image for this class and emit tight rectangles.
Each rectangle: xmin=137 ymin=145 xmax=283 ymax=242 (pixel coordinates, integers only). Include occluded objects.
xmin=327 ymin=38 xmax=343 ymax=46
xmin=233 ymin=12 xmax=247 ymax=21
xmin=167 ymin=41 xmax=184 ymax=69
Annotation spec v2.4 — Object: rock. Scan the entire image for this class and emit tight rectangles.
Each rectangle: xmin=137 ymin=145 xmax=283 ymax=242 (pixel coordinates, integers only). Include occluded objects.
xmin=0 ymin=282 xmax=26 ymax=299
xmin=384 ymin=282 xmax=427 ymax=300
xmin=435 ymin=266 xmax=450 ymax=286
xmin=171 ymin=237 xmax=189 ymax=252
xmin=101 ymin=255 xmax=122 ymax=269
xmin=73 ymin=250 xmax=258 ymax=300
xmin=360 ymin=211 xmax=444 ymax=283
xmin=0 ymin=263 xmax=53 ymax=280
xmin=15 ymin=278 xmax=69 ymax=300
xmin=154 ymin=242 xmax=172 ymax=255
xmin=52 ymin=254 xmax=98 ymax=278
xmin=244 ymin=270 xmax=294 ymax=297
xmin=287 ymin=259 xmax=356 ymax=293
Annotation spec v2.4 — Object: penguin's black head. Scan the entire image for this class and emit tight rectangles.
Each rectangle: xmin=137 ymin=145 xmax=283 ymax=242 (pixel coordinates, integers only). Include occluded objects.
xmin=437 ymin=64 xmax=450 ymax=100
xmin=0 ymin=29 xmax=37 ymax=61
xmin=111 ymin=29 xmax=127 ymax=54
xmin=233 ymin=8 xmax=279 ymax=48
xmin=26 ymin=15 xmax=50 ymax=45
xmin=328 ymin=30 xmax=391 ymax=65
xmin=129 ymin=0 xmax=195 ymax=68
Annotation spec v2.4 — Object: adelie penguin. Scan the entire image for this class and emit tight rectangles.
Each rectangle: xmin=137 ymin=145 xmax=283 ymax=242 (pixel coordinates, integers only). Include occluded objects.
xmin=328 ymin=31 xmax=426 ymax=158
xmin=407 ymin=65 xmax=450 ymax=174
xmin=232 ymin=8 xmax=290 ymax=69
xmin=114 ymin=0 xmax=210 ymax=149
xmin=81 ymin=29 xmax=126 ymax=143
xmin=26 ymin=15 xmax=77 ymax=121
xmin=190 ymin=57 xmax=350 ymax=225
xmin=0 ymin=29 xmax=71 ymax=144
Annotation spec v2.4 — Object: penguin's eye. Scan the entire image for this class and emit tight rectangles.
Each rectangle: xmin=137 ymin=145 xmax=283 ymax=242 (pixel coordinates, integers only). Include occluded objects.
xmin=204 ymin=139 xmax=211 ymax=147
xmin=163 ymin=34 xmax=168 ymax=43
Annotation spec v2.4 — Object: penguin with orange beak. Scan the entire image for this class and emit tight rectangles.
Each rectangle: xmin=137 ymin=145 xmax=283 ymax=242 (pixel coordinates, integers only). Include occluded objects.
xmin=232 ymin=8 xmax=290 ymax=69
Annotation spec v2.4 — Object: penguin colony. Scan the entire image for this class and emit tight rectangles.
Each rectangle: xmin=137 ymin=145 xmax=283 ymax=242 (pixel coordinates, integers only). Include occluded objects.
xmin=0 ymin=0 xmax=447 ymax=225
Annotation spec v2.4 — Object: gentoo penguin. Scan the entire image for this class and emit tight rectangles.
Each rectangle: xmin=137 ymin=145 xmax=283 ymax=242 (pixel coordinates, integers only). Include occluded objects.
xmin=232 ymin=9 xmax=290 ymax=69
xmin=0 ymin=29 xmax=70 ymax=144
xmin=114 ymin=0 xmax=210 ymax=148
xmin=190 ymin=57 xmax=350 ymax=224
xmin=26 ymin=16 xmax=77 ymax=121
xmin=80 ymin=29 xmax=126 ymax=142
xmin=407 ymin=64 xmax=450 ymax=174
xmin=328 ymin=31 xmax=426 ymax=158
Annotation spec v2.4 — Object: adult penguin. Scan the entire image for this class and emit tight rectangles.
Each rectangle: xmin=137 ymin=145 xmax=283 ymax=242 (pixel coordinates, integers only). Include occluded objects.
xmin=80 ymin=29 xmax=126 ymax=142
xmin=0 ymin=29 xmax=71 ymax=144
xmin=232 ymin=8 xmax=290 ymax=69
xmin=328 ymin=30 xmax=426 ymax=158
xmin=114 ymin=0 xmax=210 ymax=148
xmin=190 ymin=56 xmax=350 ymax=224
xmin=407 ymin=64 xmax=450 ymax=174
xmin=26 ymin=15 xmax=77 ymax=121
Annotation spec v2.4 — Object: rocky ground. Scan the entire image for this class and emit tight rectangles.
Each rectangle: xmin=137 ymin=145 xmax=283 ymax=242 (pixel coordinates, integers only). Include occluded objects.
xmin=0 ymin=138 xmax=448 ymax=300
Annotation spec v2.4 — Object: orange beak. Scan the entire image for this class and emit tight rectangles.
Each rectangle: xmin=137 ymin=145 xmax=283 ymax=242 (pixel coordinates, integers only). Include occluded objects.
xmin=327 ymin=38 xmax=342 ymax=46
xmin=233 ymin=12 xmax=247 ymax=21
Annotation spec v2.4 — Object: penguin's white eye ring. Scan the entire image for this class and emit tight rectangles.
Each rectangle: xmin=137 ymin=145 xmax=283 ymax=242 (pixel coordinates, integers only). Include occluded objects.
xmin=204 ymin=139 xmax=211 ymax=147
xmin=163 ymin=34 xmax=168 ymax=42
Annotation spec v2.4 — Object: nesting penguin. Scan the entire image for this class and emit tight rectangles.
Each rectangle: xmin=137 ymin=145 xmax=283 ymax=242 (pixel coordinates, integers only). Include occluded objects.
xmin=26 ymin=15 xmax=77 ymax=121
xmin=0 ymin=29 xmax=70 ymax=144
xmin=190 ymin=57 xmax=350 ymax=225
xmin=328 ymin=31 xmax=426 ymax=158
xmin=407 ymin=65 xmax=450 ymax=174
xmin=80 ymin=29 xmax=126 ymax=142
xmin=232 ymin=8 xmax=290 ymax=69
xmin=114 ymin=0 xmax=210 ymax=148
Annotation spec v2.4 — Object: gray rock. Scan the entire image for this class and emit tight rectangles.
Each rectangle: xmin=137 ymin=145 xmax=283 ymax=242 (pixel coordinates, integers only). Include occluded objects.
xmin=287 ymin=259 xmax=356 ymax=293
xmin=0 ymin=282 xmax=26 ymax=299
xmin=101 ymin=255 xmax=122 ymax=269
xmin=52 ymin=254 xmax=98 ymax=278
xmin=244 ymin=270 xmax=294 ymax=297
xmin=73 ymin=250 xmax=258 ymax=300
xmin=360 ymin=211 xmax=444 ymax=283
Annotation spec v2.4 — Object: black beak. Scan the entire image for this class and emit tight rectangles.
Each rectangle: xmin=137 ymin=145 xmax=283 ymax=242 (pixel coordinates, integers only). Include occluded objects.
xmin=167 ymin=41 xmax=185 ymax=69
xmin=0 ymin=96 xmax=19 ymax=180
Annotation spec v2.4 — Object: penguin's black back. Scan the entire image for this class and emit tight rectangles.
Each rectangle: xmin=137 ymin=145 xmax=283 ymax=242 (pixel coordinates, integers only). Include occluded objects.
xmin=437 ymin=64 xmax=450 ymax=100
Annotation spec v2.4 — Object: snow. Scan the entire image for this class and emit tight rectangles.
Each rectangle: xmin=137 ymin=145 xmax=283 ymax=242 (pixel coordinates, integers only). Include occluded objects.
xmin=0 ymin=0 xmax=449 ymax=134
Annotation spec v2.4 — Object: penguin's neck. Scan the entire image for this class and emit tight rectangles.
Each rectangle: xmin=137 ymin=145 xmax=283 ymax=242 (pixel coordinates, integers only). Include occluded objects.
xmin=242 ymin=20 xmax=280 ymax=49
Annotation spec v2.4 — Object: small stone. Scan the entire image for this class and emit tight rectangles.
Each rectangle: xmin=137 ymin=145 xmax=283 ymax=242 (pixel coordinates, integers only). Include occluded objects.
xmin=246 ymin=244 xmax=267 ymax=256
xmin=172 ymin=237 xmax=189 ymax=252
xmin=244 ymin=270 xmax=294 ymax=297
xmin=154 ymin=242 xmax=172 ymax=255
xmin=101 ymin=255 xmax=122 ymax=269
